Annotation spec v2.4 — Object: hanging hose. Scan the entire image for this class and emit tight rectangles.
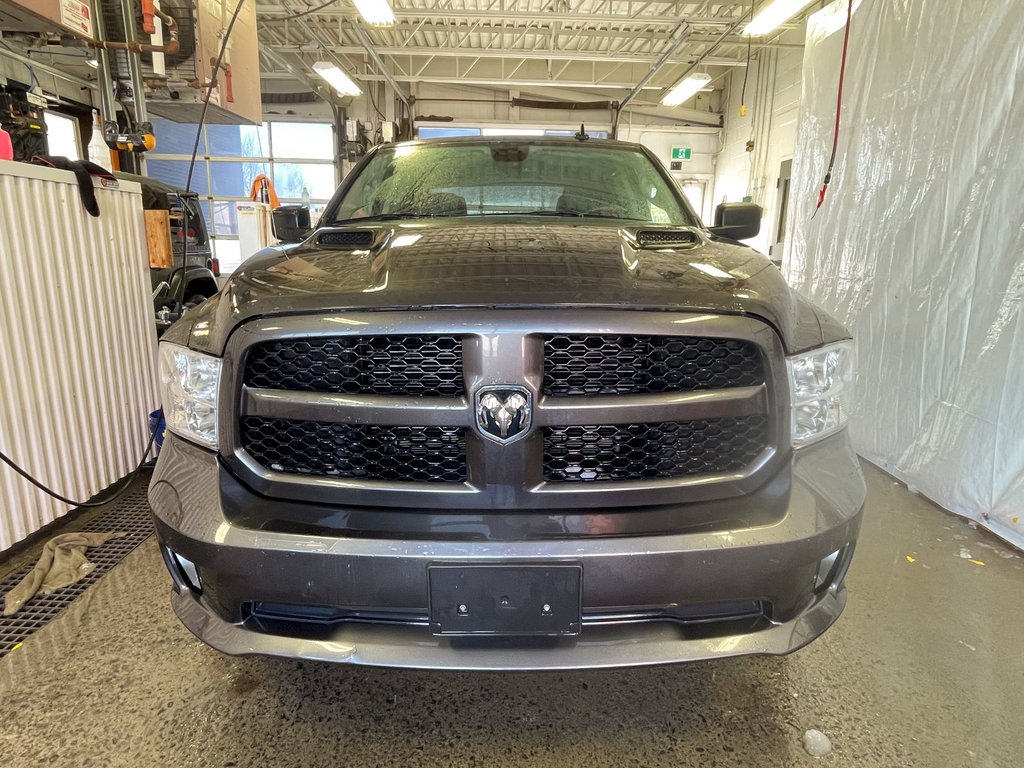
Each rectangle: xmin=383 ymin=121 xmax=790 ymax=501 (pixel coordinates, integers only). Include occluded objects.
xmin=814 ymin=0 xmax=854 ymax=214
xmin=740 ymin=0 xmax=753 ymax=117
xmin=173 ymin=0 xmax=248 ymax=319
xmin=0 ymin=430 xmax=158 ymax=509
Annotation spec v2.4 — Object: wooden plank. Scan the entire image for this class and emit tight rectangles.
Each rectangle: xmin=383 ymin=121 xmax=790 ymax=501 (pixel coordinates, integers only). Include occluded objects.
xmin=144 ymin=209 xmax=173 ymax=269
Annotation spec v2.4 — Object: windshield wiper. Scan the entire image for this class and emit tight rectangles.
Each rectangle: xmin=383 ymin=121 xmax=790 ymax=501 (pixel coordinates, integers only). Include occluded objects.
xmin=332 ymin=211 xmax=650 ymax=225
xmin=484 ymin=211 xmax=648 ymax=221
xmin=331 ymin=213 xmax=442 ymax=225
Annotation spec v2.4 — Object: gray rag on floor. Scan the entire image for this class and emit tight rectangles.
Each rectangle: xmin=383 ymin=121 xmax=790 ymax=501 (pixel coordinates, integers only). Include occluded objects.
xmin=2 ymin=531 xmax=125 ymax=616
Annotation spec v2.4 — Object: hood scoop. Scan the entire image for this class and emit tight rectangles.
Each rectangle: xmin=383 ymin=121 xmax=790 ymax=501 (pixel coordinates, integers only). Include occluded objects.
xmin=636 ymin=229 xmax=702 ymax=249
xmin=316 ymin=229 xmax=375 ymax=248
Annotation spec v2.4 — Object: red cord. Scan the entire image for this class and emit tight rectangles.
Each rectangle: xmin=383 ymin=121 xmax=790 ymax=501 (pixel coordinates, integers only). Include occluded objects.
xmin=815 ymin=0 xmax=854 ymax=213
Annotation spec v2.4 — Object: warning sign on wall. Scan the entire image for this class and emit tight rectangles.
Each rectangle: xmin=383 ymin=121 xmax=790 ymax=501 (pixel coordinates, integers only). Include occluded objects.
xmin=59 ymin=0 xmax=94 ymax=38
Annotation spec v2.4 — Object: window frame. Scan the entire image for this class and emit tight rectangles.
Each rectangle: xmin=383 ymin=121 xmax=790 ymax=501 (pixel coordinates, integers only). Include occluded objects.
xmin=144 ymin=118 xmax=338 ymax=269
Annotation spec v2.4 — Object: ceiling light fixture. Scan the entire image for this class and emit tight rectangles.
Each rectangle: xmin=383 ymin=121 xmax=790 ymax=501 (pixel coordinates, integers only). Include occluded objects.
xmin=311 ymin=61 xmax=362 ymax=97
xmin=743 ymin=0 xmax=817 ymax=37
xmin=661 ymin=73 xmax=712 ymax=107
xmin=352 ymin=0 xmax=396 ymax=26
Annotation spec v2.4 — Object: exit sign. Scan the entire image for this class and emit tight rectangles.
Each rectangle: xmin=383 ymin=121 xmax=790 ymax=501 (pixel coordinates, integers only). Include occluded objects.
xmin=671 ymin=147 xmax=692 ymax=160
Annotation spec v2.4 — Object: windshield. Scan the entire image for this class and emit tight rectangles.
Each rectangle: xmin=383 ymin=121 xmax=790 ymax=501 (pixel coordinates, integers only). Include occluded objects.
xmin=330 ymin=142 xmax=697 ymax=226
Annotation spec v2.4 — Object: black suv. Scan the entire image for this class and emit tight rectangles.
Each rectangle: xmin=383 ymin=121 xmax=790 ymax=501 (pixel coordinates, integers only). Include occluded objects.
xmin=150 ymin=138 xmax=865 ymax=669
xmin=115 ymin=172 xmax=220 ymax=334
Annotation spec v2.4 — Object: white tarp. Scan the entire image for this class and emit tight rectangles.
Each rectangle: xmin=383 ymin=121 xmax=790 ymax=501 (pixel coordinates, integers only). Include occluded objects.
xmin=784 ymin=0 xmax=1024 ymax=549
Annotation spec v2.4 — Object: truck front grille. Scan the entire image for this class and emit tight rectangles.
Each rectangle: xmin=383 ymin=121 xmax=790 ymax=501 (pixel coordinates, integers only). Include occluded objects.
xmin=227 ymin=311 xmax=783 ymax=509
xmin=543 ymin=335 xmax=763 ymax=396
xmin=241 ymin=418 xmax=467 ymax=483
xmin=543 ymin=416 xmax=769 ymax=483
xmin=245 ymin=335 xmax=464 ymax=397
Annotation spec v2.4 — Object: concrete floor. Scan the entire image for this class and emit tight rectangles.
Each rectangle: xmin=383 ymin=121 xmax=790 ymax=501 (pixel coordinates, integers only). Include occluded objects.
xmin=1 ymin=462 xmax=1021 ymax=768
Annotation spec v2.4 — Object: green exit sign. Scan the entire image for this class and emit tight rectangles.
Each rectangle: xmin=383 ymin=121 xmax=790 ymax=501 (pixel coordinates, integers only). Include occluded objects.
xmin=671 ymin=147 xmax=692 ymax=160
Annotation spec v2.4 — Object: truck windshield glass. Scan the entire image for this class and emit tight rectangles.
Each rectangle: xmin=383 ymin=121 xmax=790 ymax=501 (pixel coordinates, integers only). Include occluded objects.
xmin=331 ymin=142 xmax=697 ymax=226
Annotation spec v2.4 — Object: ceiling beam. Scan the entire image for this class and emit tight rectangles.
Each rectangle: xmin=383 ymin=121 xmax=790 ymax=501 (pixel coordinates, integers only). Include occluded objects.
xmin=265 ymin=44 xmax=752 ymax=67
xmin=622 ymin=6 xmax=754 ymax=116
xmin=266 ymin=70 xmax=664 ymax=91
xmin=255 ymin=5 xmax=755 ymax=28
xmin=619 ymin=23 xmax=693 ymax=111
xmin=347 ymin=18 xmax=411 ymax=106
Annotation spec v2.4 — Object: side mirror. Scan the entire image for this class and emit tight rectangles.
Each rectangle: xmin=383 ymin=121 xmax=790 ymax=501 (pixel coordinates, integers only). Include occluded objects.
xmin=709 ymin=202 xmax=762 ymax=241
xmin=272 ymin=204 xmax=313 ymax=244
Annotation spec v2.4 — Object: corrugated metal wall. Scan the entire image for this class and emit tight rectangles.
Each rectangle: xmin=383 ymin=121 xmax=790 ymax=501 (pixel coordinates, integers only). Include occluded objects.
xmin=0 ymin=160 xmax=159 ymax=552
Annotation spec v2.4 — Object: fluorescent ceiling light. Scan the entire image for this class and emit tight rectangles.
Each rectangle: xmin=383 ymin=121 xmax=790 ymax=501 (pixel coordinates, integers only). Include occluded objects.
xmin=743 ymin=0 xmax=816 ymax=37
xmin=352 ymin=0 xmax=395 ymax=26
xmin=661 ymin=73 xmax=712 ymax=107
xmin=311 ymin=61 xmax=362 ymax=97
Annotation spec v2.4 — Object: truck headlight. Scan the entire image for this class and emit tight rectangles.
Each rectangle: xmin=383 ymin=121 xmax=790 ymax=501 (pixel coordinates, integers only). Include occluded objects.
xmin=158 ymin=343 xmax=222 ymax=449
xmin=787 ymin=341 xmax=854 ymax=447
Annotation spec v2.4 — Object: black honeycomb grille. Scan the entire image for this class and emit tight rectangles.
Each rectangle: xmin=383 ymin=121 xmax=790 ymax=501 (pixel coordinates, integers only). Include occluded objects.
xmin=544 ymin=416 xmax=769 ymax=483
xmin=636 ymin=230 xmax=701 ymax=248
xmin=245 ymin=336 xmax=465 ymax=397
xmin=316 ymin=230 xmax=374 ymax=247
xmin=543 ymin=335 xmax=763 ymax=396
xmin=241 ymin=418 xmax=467 ymax=483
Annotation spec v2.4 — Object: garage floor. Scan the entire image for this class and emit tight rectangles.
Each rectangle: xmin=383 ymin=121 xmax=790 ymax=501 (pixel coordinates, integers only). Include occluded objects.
xmin=1 ymin=462 xmax=1021 ymax=768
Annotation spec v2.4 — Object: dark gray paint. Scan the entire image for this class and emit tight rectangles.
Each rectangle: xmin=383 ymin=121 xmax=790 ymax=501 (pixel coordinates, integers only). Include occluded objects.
xmin=151 ymin=137 xmax=862 ymax=668
xmin=172 ymin=220 xmax=842 ymax=356
xmin=150 ymin=428 xmax=864 ymax=668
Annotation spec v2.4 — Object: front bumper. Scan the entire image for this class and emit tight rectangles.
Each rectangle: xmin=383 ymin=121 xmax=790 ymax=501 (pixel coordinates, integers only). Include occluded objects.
xmin=168 ymin=585 xmax=846 ymax=671
xmin=150 ymin=432 xmax=865 ymax=671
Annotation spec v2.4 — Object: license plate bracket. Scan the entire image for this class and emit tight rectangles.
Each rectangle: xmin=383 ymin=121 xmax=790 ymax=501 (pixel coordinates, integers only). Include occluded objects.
xmin=428 ymin=564 xmax=582 ymax=636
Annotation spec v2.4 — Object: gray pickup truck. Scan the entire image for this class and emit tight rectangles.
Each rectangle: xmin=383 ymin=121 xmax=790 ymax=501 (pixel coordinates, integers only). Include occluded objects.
xmin=150 ymin=137 xmax=865 ymax=670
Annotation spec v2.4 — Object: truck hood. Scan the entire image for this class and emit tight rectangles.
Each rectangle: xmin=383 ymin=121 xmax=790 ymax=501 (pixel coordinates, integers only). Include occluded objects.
xmin=179 ymin=220 xmax=844 ymax=355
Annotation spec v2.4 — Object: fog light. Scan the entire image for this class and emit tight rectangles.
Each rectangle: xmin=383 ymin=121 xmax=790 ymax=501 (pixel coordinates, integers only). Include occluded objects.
xmin=814 ymin=549 xmax=841 ymax=592
xmin=172 ymin=551 xmax=202 ymax=593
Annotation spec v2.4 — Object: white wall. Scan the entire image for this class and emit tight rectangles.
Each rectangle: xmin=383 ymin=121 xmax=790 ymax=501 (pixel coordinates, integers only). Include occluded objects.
xmin=404 ymin=82 xmax=721 ymax=132
xmin=713 ymin=43 xmax=804 ymax=254
xmin=620 ymin=125 xmax=720 ymax=222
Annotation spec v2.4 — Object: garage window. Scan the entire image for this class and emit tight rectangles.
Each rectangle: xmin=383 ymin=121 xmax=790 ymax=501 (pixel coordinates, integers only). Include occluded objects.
xmin=145 ymin=118 xmax=337 ymax=272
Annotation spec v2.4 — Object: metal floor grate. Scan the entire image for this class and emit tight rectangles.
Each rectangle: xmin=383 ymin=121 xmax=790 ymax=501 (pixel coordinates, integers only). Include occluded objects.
xmin=0 ymin=479 xmax=154 ymax=658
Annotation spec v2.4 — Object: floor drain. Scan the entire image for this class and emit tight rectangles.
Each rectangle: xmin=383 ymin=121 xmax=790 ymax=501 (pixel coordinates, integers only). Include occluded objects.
xmin=0 ymin=479 xmax=154 ymax=658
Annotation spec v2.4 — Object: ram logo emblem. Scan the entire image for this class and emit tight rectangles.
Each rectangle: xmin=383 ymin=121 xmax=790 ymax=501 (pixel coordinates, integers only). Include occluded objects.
xmin=475 ymin=386 xmax=532 ymax=444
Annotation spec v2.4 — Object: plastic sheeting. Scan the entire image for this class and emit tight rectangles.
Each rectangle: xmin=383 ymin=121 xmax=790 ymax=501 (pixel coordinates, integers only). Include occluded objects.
xmin=784 ymin=0 xmax=1024 ymax=549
